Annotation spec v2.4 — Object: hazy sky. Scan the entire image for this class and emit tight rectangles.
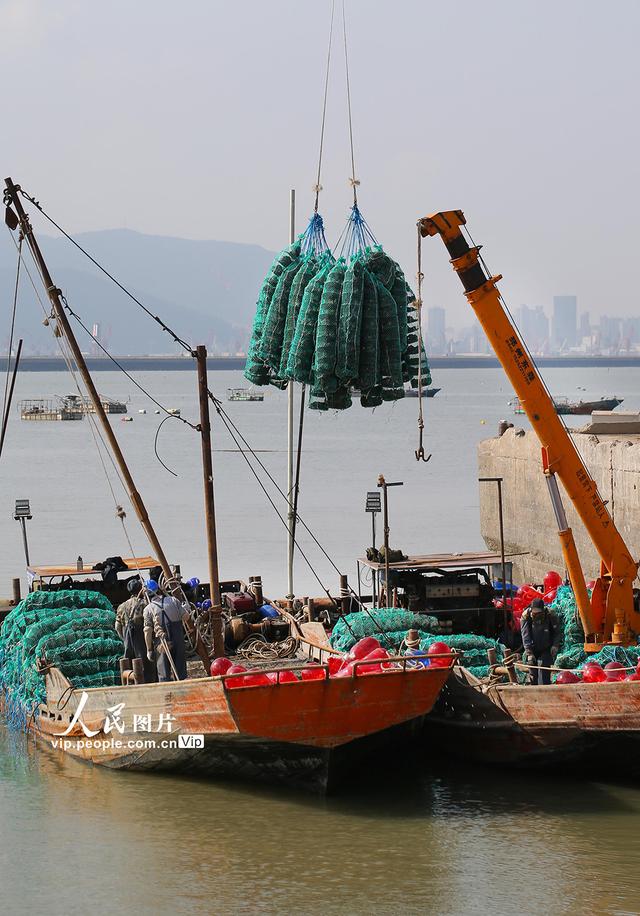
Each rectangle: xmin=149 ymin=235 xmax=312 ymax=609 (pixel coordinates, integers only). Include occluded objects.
xmin=2 ymin=0 xmax=639 ymax=327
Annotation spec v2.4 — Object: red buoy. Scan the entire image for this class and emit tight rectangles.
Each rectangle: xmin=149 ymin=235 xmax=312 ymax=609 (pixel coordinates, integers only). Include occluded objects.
xmin=604 ymin=661 xmax=626 ymax=681
xmin=267 ymin=669 xmax=298 ymax=684
xmin=555 ymin=669 xmax=581 ymax=684
xmin=327 ymin=655 xmax=346 ymax=675
xmin=210 ymin=657 xmax=233 ymax=677
xmin=357 ymin=647 xmax=392 ymax=675
xmin=427 ymin=641 xmax=454 ymax=668
xmin=348 ymin=637 xmax=382 ymax=661
xmin=543 ymin=570 xmax=562 ymax=593
xmin=301 ymin=665 xmax=326 ymax=681
xmin=582 ymin=662 xmax=607 ymax=683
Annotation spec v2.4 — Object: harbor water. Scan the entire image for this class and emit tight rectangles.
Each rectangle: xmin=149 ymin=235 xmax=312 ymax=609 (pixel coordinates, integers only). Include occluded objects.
xmin=1 ymin=365 xmax=640 ymax=915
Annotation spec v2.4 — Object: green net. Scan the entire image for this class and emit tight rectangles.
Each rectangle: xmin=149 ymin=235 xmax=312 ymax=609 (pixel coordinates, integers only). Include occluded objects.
xmin=245 ymin=207 xmax=431 ymax=409
xmin=541 ymin=584 xmax=640 ymax=678
xmin=0 ymin=589 xmax=122 ymax=730
xmin=329 ymin=608 xmax=501 ymax=678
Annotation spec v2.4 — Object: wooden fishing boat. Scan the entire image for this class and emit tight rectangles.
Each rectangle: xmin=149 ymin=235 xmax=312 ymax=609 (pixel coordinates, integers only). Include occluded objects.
xmin=35 ymin=656 xmax=453 ymax=792
xmin=423 ymin=666 xmax=640 ymax=771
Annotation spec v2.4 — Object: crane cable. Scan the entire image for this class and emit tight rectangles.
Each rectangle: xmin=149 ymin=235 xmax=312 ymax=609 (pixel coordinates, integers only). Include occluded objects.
xmin=313 ymin=0 xmax=336 ymax=213
xmin=414 ymin=227 xmax=431 ymax=462
xmin=341 ymin=0 xmax=360 ymax=206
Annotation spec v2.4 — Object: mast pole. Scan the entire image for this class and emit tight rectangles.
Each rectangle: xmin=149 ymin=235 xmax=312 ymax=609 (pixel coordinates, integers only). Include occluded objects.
xmin=286 ymin=188 xmax=296 ymax=599
xmin=195 ymin=345 xmax=224 ymax=658
xmin=4 ymin=177 xmax=173 ymax=582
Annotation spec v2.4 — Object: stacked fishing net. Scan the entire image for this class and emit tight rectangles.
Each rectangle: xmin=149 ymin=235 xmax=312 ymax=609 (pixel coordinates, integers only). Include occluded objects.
xmin=329 ymin=608 xmax=501 ymax=677
xmin=0 ymin=589 xmax=122 ymax=729
xmin=551 ymin=584 xmax=640 ymax=673
xmin=245 ymin=207 xmax=431 ymax=409
xmin=330 ymin=608 xmax=438 ymax=654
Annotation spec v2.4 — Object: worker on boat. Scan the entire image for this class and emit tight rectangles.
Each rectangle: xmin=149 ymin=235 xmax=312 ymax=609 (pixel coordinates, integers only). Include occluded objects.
xmin=115 ymin=578 xmax=157 ymax=683
xmin=143 ymin=580 xmax=194 ymax=682
xmin=521 ymin=597 xmax=561 ymax=685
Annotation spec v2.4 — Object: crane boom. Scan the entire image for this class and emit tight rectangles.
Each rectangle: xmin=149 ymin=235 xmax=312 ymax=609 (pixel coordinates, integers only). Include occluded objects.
xmin=420 ymin=210 xmax=639 ymax=648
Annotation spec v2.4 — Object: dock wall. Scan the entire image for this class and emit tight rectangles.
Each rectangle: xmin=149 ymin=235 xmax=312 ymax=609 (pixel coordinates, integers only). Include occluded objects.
xmin=477 ymin=427 xmax=640 ymax=584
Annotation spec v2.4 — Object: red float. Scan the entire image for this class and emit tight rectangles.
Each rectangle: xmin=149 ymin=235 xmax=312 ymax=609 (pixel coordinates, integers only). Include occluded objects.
xmin=604 ymin=661 xmax=627 ymax=681
xmin=327 ymin=655 xmax=346 ymax=675
xmin=543 ymin=570 xmax=562 ymax=593
xmin=300 ymin=665 xmax=326 ymax=681
xmin=582 ymin=662 xmax=607 ymax=683
xmin=555 ymin=670 xmax=581 ymax=684
xmin=427 ymin=641 xmax=454 ymax=668
xmin=267 ymin=669 xmax=298 ymax=684
xmin=210 ymin=657 xmax=233 ymax=677
xmin=357 ymin=647 xmax=392 ymax=675
xmin=348 ymin=637 xmax=382 ymax=661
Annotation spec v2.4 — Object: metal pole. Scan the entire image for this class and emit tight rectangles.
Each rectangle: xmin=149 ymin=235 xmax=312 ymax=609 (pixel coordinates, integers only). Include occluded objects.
xmin=379 ymin=475 xmax=390 ymax=606
xmin=4 ymin=178 xmax=173 ymax=583
xmin=371 ymin=513 xmax=377 ymax=606
xmin=195 ymin=345 xmax=224 ymax=659
xmin=286 ymin=188 xmax=296 ymax=599
xmin=479 ymin=476 xmax=508 ymax=629
xmin=20 ymin=518 xmax=30 ymax=566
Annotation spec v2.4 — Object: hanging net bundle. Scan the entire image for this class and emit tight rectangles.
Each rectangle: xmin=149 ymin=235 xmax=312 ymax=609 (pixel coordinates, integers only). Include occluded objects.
xmin=0 ymin=589 xmax=122 ymax=729
xmin=245 ymin=206 xmax=431 ymax=410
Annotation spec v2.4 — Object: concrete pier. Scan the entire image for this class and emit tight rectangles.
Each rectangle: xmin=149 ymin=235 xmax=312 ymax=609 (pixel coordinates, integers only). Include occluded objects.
xmin=477 ymin=425 xmax=640 ymax=584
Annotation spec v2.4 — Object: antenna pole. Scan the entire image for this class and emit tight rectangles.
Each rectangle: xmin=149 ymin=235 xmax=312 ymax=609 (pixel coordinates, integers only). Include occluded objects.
xmin=4 ymin=177 xmax=174 ymax=582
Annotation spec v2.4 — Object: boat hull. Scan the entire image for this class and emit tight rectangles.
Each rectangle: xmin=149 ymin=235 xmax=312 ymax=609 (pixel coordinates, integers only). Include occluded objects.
xmin=35 ymin=663 xmax=450 ymax=792
xmin=424 ymin=668 xmax=640 ymax=772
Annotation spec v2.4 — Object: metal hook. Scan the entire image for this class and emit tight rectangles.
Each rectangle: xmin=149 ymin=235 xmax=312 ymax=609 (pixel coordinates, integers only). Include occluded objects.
xmin=415 ymin=420 xmax=431 ymax=463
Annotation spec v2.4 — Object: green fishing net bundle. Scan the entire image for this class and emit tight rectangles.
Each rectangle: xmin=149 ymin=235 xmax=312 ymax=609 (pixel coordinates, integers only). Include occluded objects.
xmin=0 ymin=589 xmax=122 ymax=729
xmin=550 ymin=584 xmax=640 ymax=674
xmin=245 ymin=207 xmax=431 ymax=409
xmin=329 ymin=608 xmax=501 ymax=678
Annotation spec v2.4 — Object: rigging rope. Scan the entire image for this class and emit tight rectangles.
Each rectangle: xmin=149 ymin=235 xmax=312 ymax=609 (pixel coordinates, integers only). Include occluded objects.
xmin=313 ymin=0 xmax=336 ymax=212
xmin=18 ymin=188 xmax=193 ymax=353
xmin=341 ymin=0 xmax=359 ymax=205
xmin=3 ymin=234 xmax=22 ymax=423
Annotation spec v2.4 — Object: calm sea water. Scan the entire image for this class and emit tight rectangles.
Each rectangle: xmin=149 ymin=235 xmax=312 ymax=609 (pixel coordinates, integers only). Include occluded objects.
xmin=1 ymin=365 xmax=639 ymax=915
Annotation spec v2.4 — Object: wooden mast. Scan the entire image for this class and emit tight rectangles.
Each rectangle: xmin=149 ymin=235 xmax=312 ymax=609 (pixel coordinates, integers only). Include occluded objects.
xmin=195 ymin=345 xmax=224 ymax=658
xmin=4 ymin=176 xmax=174 ymax=583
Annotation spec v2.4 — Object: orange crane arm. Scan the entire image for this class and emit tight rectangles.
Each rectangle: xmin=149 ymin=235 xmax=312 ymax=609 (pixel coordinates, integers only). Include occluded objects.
xmin=420 ymin=210 xmax=639 ymax=647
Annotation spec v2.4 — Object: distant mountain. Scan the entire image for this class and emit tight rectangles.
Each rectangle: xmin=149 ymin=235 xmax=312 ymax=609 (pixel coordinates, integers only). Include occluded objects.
xmin=0 ymin=228 xmax=275 ymax=355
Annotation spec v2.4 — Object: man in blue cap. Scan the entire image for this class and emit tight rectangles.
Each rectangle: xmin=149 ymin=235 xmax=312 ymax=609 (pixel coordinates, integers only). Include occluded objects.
xmin=143 ymin=581 xmax=194 ymax=682
xmin=521 ymin=597 xmax=561 ymax=685
xmin=115 ymin=578 xmax=157 ymax=682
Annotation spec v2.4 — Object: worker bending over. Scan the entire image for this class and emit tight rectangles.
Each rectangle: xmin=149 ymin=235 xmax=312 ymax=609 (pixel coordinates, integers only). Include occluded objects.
xmin=143 ymin=581 xmax=194 ymax=682
xmin=521 ymin=597 xmax=561 ymax=685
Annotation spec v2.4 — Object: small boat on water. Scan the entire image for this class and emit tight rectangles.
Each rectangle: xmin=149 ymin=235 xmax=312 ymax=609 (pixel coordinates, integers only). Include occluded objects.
xmin=227 ymin=388 xmax=264 ymax=402
xmin=511 ymin=395 xmax=623 ymax=416
xmin=405 ymin=387 xmax=440 ymax=398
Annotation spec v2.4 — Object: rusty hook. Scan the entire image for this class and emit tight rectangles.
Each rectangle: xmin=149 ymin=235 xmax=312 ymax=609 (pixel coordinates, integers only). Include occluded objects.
xmin=415 ymin=422 xmax=431 ymax=463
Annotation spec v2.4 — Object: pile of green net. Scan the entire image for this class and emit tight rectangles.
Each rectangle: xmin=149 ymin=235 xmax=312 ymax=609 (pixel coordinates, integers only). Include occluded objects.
xmin=0 ymin=589 xmax=122 ymax=729
xmin=330 ymin=608 xmax=438 ymax=654
xmin=551 ymin=584 xmax=640 ymax=673
xmin=329 ymin=608 xmax=502 ymax=678
xmin=245 ymin=207 xmax=431 ymax=409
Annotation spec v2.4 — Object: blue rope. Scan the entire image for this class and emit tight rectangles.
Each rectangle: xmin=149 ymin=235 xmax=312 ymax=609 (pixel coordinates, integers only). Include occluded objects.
xmin=336 ymin=205 xmax=378 ymax=259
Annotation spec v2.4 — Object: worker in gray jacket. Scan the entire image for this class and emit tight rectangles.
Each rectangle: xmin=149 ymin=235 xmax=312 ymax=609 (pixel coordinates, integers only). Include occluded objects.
xmin=143 ymin=581 xmax=194 ymax=682
xmin=521 ymin=597 xmax=561 ymax=685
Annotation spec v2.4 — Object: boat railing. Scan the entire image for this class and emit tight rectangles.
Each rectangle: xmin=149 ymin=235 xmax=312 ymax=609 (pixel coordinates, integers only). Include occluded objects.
xmin=219 ymin=652 xmax=458 ymax=687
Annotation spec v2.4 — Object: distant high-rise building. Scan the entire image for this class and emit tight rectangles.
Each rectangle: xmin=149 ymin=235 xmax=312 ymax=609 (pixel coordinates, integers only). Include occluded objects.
xmin=552 ymin=296 xmax=577 ymax=350
xmin=578 ymin=312 xmax=591 ymax=340
xmin=426 ymin=306 xmax=446 ymax=355
xmin=599 ymin=316 xmax=622 ymax=352
xmin=516 ymin=305 xmax=549 ymax=352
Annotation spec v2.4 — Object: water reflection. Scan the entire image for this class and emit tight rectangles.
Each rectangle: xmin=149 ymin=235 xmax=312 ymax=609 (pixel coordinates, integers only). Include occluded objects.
xmin=2 ymin=724 xmax=639 ymax=916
